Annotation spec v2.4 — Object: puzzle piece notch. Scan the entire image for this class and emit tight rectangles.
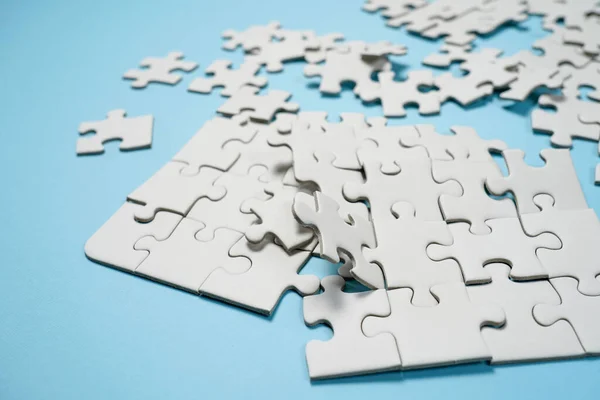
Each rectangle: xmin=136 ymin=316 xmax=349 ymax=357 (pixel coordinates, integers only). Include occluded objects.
xmin=293 ymin=191 xmax=383 ymax=289
xmin=522 ymin=194 xmax=600 ymax=296
xmin=534 ymin=277 xmax=600 ymax=355
xmin=127 ymin=162 xmax=226 ymax=222
xmin=85 ymin=202 xmax=182 ymax=272
xmin=303 ymin=275 xmax=401 ymax=379
xmin=221 ymin=21 xmax=281 ymax=52
xmin=77 ymin=109 xmax=154 ymax=155
xmin=359 ymin=70 xmax=441 ymax=117
xmin=486 ymin=149 xmax=588 ymax=215
xmin=467 ymin=263 xmax=585 ymax=363
xmin=427 ymin=218 xmax=561 ymax=284
xmin=134 ymin=219 xmax=250 ymax=293
xmin=218 ymin=86 xmax=299 ymax=122
xmin=123 ymin=51 xmax=198 ymax=88
xmin=188 ymin=60 xmax=267 ymax=97
xmin=200 ymin=237 xmax=319 ymax=316
xmin=363 ymin=282 xmax=506 ymax=369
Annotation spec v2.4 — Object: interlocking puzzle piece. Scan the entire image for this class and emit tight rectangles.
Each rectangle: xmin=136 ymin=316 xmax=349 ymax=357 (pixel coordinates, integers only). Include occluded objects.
xmin=303 ymin=276 xmax=401 ymax=379
xmin=85 ymin=202 xmax=182 ymax=272
xmin=123 ymin=51 xmax=197 ymax=88
xmin=527 ymin=0 xmax=600 ymax=30
xmin=561 ymin=61 xmax=600 ymax=101
xmin=422 ymin=43 xmax=475 ymax=67
xmin=427 ymin=218 xmax=561 ymax=284
xmin=172 ymin=116 xmax=257 ymax=174
xmin=433 ymin=159 xmax=517 ymax=234
xmin=77 ymin=109 xmax=153 ymax=155
xmin=499 ymin=51 xmax=565 ymax=101
xmin=200 ymin=237 xmax=319 ymax=316
xmin=534 ymin=277 xmax=600 ymax=355
xmin=273 ymin=111 xmax=329 ymax=133
xmin=401 ymin=125 xmax=507 ymax=162
xmin=304 ymin=42 xmax=392 ymax=96
xmin=135 ymin=219 xmax=250 ymax=293
xmin=363 ymin=282 xmax=505 ymax=369
xmin=386 ymin=0 xmax=478 ymax=32
xmin=221 ymin=21 xmax=281 ymax=52
xmin=532 ymin=31 xmax=591 ymax=69
xmin=187 ymin=171 xmax=270 ymax=240
xmin=246 ymin=30 xmax=320 ymax=72
xmin=366 ymin=202 xmax=463 ymax=306
xmin=362 ymin=0 xmax=427 ymax=18
xmin=467 ymin=263 xmax=584 ymax=363
xmin=522 ymin=194 xmax=600 ymax=296
xmin=564 ymin=18 xmax=600 ymax=55
xmin=303 ymin=33 xmax=346 ymax=63
xmin=486 ymin=149 xmax=588 ymax=214
xmin=217 ymin=86 xmax=299 ymax=122
xmin=531 ymin=94 xmax=600 ymax=147
xmin=434 ymin=72 xmax=494 ymax=106
xmin=360 ymin=41 xmax=407 ymax=58
xmin=293 ymin=192 xmax=382 ymax=288
xmin=360 ymin=70 xmax=441 ymax=117
xmin=188 ymin=60 xmax=267 ymax=97
xmin=127 ymin=162 xmax=226 ymax=222
xmin=241 ymin=182 xmax=314 ymax=251
xmin=343 ymin=149 xmax=461 ymax=222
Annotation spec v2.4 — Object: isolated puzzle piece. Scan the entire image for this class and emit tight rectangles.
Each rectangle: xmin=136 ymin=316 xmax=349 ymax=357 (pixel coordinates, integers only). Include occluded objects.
xmin=360 ymin=70 xmax=441 ymax=117
xmin=362 ymin=0 xmax=427 ymax=18
xmin=365 ymin=202 xmax=463 ymax=306
xmin=293 ymin=192 xmax=382 ymax=288
xmin=135 ymin=219 xmax=250 ymax=293
xmin=221 ymin=21 xmax=281 ymax=52
xmin=427 ymin=218 xmax=561 ymax=284
xmin=123 ymin=51 xmax=198 ymax=88
xmin=532 ymin=94 xmax=600 ymax=147
xmin=303 ymin=276 xmax=401 ymax=379
xmin=188 ymin=60 xmax=267 ymax=97
xmin=200 ymin=237 xmax=319 ymax=316
xmin=246 ymin=29 xmax=320 ymax=72
xmin=433 ymin=159 xmax=517 ymax=234
xmin=363 ymin=282 xmax=505 ymax=369
xmin=77 ymin=109 xmax=153 ymax=155
xmin=467 ymin=263 xmax=584 ymax=363
xmin=534 ymin=277 xmax=600 ymax=355
xmin=486 ymin=149 xmax=588 ymax=214
xmin=343 ymin=149 xmax=461 ymax=222
xmin=127 ymin=162 xmax=226 ymax=222
xmin=172 ymin=116 xmax=257 ymax=174
xmin=217 ymin=86 xmax=299 ymax=122
xmin=241 ymin=182 xmax=314 ymax=251
xmin=84 ymin=202 xmax=182 ymax=272
xmin=187 ymin=172 xmax=270 ymax=240
xmin=522 ymin=194 xmax=600 ymax=296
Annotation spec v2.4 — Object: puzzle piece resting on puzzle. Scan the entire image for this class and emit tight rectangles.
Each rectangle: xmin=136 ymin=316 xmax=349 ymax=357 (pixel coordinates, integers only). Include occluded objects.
xmin=467 ymin=263 xmax=584 ymax=363
xmin=363 ymin=282 xmax=506 ymax=369
xmin=365 ymin=202 xmax=463 ymax=306
xmin=127 ymin=161 xmax=226 ymax=222
xmin=303 ymin=275 xmax=401 ymax=379
xmin=486 ymin=149 xmax=588 ymax=214
xmin=188 ymin=60 xmax=267 ymax=97
xmin=77 ymin=109 xmax=153 ymax=155
xmin=427 ymin=218 xmax=561 ymax=284
xmin=564 ymin=18 xmax=600 ymax=56
xmin=200 ymin=237 xmax=319 ymax=316
xmin=532 ymin=94 xmax=600 ymax=147
xmin=499 ymin=51 xmax=565 ymax=101
xmin=134 ymin=219 xmax=250 ymax=293
xmin=84 ymin=202 xmax=182 ymax=272
xmin=522 ymin=194 xmax=600 ymax=296
xmin=217 ymin=86 xmax=299 ymax=122
xmin=561 ymin=61 xmax=600 ymax=101
xmin=386 ymin=0 xmax=477 ymax=32
xmin=293 ymin=191 xmax=382 ymax=288
xmin=123 ymin=51 xmax=198 ymax=88
xmin=534 ymin=277 xmax=600 ymax=355
xmin=359 ymin=70 xmax=441 ymax=117
xmin=527 ymin=0 xmax=600 ymax=30
xmin=241 ymin=182 xmax=314 ymax=252
xmin=221 ymin=21 xmax=281 ymax=52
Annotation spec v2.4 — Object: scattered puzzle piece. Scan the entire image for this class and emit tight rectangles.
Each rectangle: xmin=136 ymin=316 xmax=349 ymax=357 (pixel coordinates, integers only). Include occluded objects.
xmin=218 ymin=86 xmax=299 ymax=122
xmin=222 ymin=21 xmax=281 ymax=52
xmin=123 ymin=51 xmax=198 ymax=88
xmin=188 ymin=60 xmax=267 ymax=96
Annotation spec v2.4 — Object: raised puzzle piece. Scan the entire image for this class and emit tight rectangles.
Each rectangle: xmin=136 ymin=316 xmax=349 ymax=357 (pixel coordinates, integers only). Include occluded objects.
xmin=303 ymin=276 xmax=401 ymax=379
xmin=363 ymin=282 xmax=506 ymax=369
xmin=217 ymin=86 xmax=299 ymax=122
xmin=77 ymin=109 xmax=153 ymax=155
xmin=123 ymin=51 xmax=198 ymax=88
xmin=188 ymin=60 xmax=267 ymax=97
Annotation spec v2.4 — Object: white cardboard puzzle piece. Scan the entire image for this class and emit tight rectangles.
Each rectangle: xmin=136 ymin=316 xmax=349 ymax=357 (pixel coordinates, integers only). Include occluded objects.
xmin=218 ymin=86 xmax=299 ymax=122
xmin=222 ymin=21 xmax=282 ymax=52
xmin=188 ymin=60 xmax=267 ymax=97
xmin=123 ymin=51 xmax=198 ymax=88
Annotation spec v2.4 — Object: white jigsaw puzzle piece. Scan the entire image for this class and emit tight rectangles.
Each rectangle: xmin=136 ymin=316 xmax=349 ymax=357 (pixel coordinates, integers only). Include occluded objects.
xmin=123 ymin=51 xmax=197 ymax=88
xmin=188 ymin=60 xmax=267 ymax=97
xmin=218 ymin=86 xmax=299 ymax=122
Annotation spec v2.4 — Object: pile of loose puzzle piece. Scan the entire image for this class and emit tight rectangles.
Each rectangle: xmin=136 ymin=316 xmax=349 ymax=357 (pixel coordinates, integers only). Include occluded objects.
xmin=82 ymin=0 xmax=600 ymax=380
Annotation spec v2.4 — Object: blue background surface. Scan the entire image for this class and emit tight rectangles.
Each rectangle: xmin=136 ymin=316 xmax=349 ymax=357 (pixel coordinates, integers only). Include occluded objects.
xmin=1 ymin=0 xmax=600 ymax=398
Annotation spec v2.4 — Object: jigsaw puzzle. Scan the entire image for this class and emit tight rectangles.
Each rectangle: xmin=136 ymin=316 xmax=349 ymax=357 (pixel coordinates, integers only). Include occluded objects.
xmin=123 ymin=51 xmax=197 ymax=88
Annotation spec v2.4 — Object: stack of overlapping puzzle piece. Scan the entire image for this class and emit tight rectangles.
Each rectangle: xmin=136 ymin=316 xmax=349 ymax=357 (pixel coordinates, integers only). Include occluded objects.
xmin=81 ymin=0 xmax=600 ymax=380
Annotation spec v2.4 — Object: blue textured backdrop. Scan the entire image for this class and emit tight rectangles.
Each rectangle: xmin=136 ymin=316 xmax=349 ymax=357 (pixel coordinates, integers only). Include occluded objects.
xmin=1 ymin=0 xmax=599 ymax=398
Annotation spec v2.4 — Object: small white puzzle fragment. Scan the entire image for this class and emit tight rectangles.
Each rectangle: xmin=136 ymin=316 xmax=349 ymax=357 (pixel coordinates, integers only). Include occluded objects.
xmin=218 ymin=86 xmax=299 ymax=122
xmin=188 ymin=60 xmax=267 ymax=97
xmin=123 ymin=51 xmax=198 ymax=88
